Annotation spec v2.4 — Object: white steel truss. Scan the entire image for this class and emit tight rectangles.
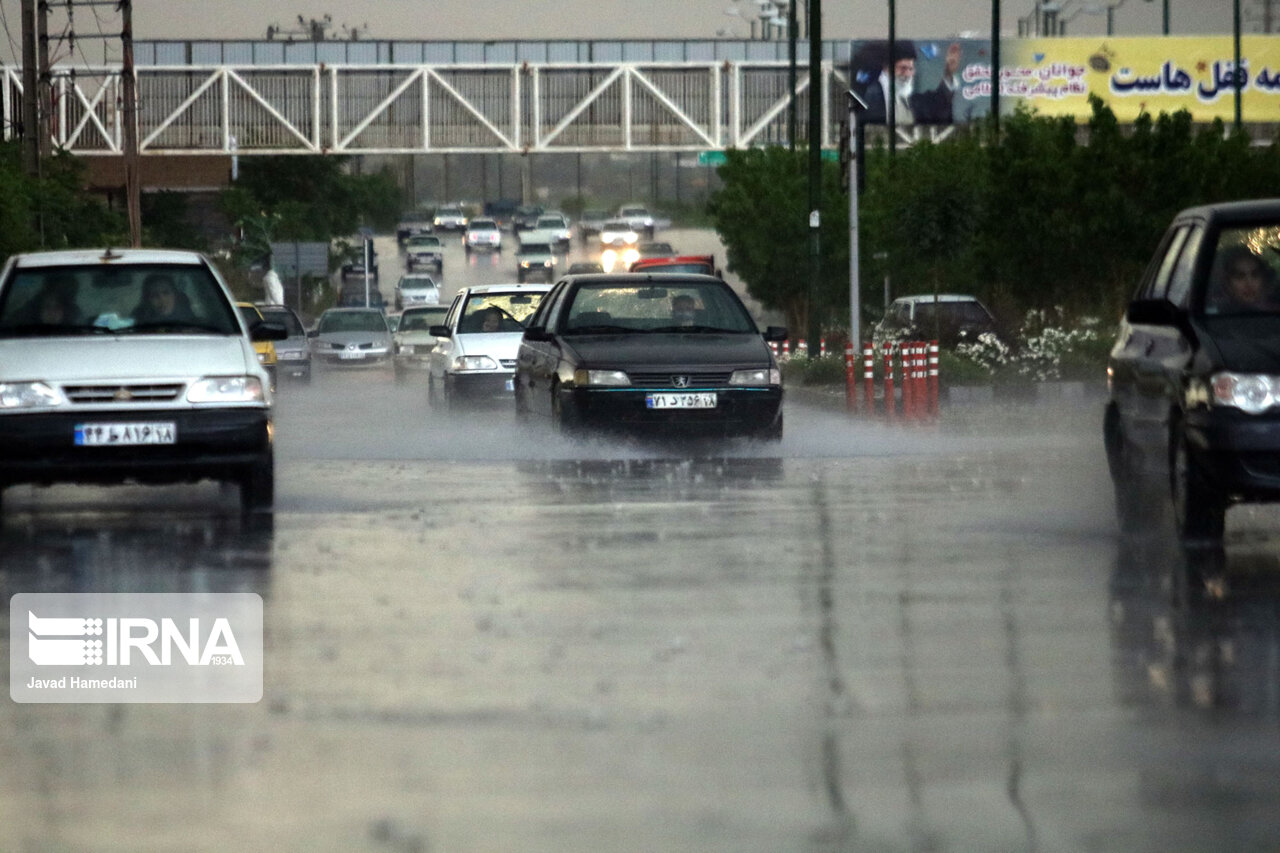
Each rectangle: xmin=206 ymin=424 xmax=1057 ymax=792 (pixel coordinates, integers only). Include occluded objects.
xmin=0 ymin=60 xmax=912 ymax=156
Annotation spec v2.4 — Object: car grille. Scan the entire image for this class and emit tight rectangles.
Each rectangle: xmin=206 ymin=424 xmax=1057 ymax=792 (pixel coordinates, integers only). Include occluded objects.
xmin=62 ymin=383 xmax=185 ymax=404
xmin=499 ymin=359 xmax=517 ymax=369
xmin=627 ymin=371 xmax=733 ymax=388
xmin=327 ymin=342 xmax=379 ymax=350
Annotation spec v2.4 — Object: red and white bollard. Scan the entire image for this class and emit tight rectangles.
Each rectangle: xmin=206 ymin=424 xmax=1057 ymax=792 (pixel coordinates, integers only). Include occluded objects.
xmin=882 ymin=341 xmax=896 ymax=419
xmin=782 ymin=340 xmax=790 ymax=358
xmin=862 ymin=341 xmax=875 ymax=413
xmin=844 ymin=342 xmax=857 ymax=412
xmin=797 ymin=339 xmax=808 ymax=358
xmin=927 ymin=340 xmax=940 ymax=418
xmin=819 ymin=337 xmax=827 ymax=358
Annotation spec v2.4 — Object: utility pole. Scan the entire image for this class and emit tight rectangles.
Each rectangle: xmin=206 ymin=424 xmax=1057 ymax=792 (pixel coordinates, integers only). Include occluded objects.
xmin=787 ymin=0 xmax=797 ymax=151
xmin=20 ymin=0 xmax=39 ymax=176
xmin=806 ymin=0 xmax=822 ymax=352
xmin=36 ymin=0 xmax=51 ymax=159
xmin=121 ymin=0 xmax=141 ymax=246
xmin=991 ymin=0 xmax=1000 ymax=138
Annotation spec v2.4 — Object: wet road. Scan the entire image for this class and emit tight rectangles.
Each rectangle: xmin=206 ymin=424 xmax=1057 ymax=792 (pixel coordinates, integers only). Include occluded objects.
xmin=4 ymin=233 xmax=1280 ymax=851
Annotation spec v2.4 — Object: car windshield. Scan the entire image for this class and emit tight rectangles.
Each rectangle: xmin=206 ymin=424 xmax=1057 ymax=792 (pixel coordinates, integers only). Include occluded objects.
xmin=458 ymin=292 xmax=546 ymax=333
xmin=519 ymin=243 xmax=552 ymax=255
xmin=400 ymin=277 xmax=436 ymax=290
xmin=914 ymin=301 xmax=993 ymax=327
xmin=0 ymin=264 xmax=240 ymax=337
xmin=408 ymin=236 xmax=441 ymax=248
xmin=399 ymin=308 xmax=448 ymax=331
xmin=469 ymin=220 xmax=498 ymax=231
xmin=1202 ymin=227 xmax=1280 ymax=318
xmin=560 ymin=281 xmax=757 ymax=334
xmin=537 ymin=218 xmax=565 ymax=229
xmin=261 ymin=309 xmax=305 ymax=337
xmin=318 ymin=311 xmax=387 ymax=333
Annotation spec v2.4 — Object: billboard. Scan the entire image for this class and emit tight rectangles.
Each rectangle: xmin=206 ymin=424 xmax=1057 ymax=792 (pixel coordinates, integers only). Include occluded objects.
xmin=850 ymin=36 xmax=1280 ymax=126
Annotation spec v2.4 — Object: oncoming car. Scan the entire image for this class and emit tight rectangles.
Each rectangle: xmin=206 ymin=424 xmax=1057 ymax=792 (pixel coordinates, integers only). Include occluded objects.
xmin=1106 ymin=198 xmax=1280 ymax=540
xmin=393 ymin=304 xmax=449 ymax=381
xmin=237 ymin=302 xmax=278 ymax=391
xmin=426 ymin=283 xmax=551 ymax=409
xmin=309 ymin=308 xmax=393 ymax=372
xmin=0 ymin=248 xmax=285 ymax=514
xmin=464 ymin=218 xmax=503 ymax=254
xmin=514 ymin=274 xmax=786 ymax=439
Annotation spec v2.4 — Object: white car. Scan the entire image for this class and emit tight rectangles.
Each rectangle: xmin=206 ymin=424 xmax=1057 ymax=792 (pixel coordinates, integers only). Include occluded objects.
xmin=0 ymin=248 xmax=284 ymax=514
xmin=393 ymin=304 xmax=449 ymax=381
xmin=618 ymin=204 xmax=656 ymax=237
xmin=426 ymin=283 xmax=552 ymax=409
xmin=599 ymin=219 xmax=639 ymax=248
xmin=534 ymin=213 xmax=572 ymax=251
xmin=309 ymin=308 xmax=393 ymax=371
xmin=464 ymin=218 xmax=503 ymax=254
xmin=395 ymin=273 xmax=441 ymax=310
xmin=432 ymin=205 xmax=468 ymax=232
xmin=404 ymin=234 xmax=444 ymax=273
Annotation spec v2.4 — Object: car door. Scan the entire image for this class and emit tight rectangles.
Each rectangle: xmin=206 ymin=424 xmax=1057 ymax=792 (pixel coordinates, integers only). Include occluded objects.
xmin=517 ymin=281 xmax=569 ymax=418
xmin=428 ymin=292 xmax=464 ymax=384
xmin=1112 ymin=221 xmax=1203 ymax=449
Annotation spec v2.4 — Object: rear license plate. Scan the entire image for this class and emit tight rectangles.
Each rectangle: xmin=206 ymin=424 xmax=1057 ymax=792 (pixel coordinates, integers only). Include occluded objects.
xmin=75 ymin=422 xmax=176 ymax=446
xmin=646 ymin=393 xmax=717 ymax=409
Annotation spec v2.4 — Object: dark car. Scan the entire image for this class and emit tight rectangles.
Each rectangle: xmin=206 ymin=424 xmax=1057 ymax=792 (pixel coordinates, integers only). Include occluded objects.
xmin=873 ymin=293 xmax=1001 ymax=349
xmin=513 ymin=205 xmax=545 ymax=232
xmin=514 ymin=274 xmax=786 ymax=439
xmin=1105 ymin=198 xmax=1280 ymax=540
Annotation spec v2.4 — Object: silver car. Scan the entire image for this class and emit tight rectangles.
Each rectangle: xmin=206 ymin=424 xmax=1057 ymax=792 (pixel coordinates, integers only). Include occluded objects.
xmin=309 ymin=308 xmax=393 ymax=371
xmin=258 ymin=304 xmax=311 ymax=383
xmin=393 ymin=304 xmax=449 ymax=381
xmin=395 ymin=273 xmax=441 ymax=310
xmin=0 ymin=248 xmax=284 ymax=514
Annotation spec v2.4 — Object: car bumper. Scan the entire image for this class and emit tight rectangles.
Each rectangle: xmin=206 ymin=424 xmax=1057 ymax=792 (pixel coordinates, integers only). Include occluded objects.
xmin=394 ymin=354 xmax=433 ymax=371
xmin=1186 ymin=408 xmax=1280 ymax=499
xmin=564 ymin=387 xmax=783 ymax=436
xmin=278 ymin=359 xmax=312 ymax=379
xmin=0 ymin=408 xmax=271 ymax=487
xmin=407 ymin=256 xmax=442 ymax=268
xmin=444 ymin=372 xmax=515 ymax=402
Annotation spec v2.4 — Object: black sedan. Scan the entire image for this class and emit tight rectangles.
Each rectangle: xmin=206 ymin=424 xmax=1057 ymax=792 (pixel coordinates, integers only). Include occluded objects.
xmin=514 ymin=274 xmax=786 ymax=439
xmin=1105 ymin=198 xmax=1280 ymax=540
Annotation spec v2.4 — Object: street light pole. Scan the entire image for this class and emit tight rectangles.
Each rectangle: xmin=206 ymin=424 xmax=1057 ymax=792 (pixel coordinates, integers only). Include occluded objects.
xmin=807 ymin=0 xmax=822 ymax=351
xmin=788 ymin=0 xmax=798 ymax=150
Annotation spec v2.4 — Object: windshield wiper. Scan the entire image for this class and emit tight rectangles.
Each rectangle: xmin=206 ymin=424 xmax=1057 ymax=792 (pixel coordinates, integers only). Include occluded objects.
xmin=0 ymin=322 xmax=109 ymax=337
xmin=561 ymin=324 xmax=637 ymax=335
xmin=126 ymin=321 xmax=229 ymax=334
xmin=647 ymin=324 xmax=743 ymax=334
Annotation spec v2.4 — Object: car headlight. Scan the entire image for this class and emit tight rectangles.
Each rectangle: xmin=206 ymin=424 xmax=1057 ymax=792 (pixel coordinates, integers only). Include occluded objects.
xmin=399 ymin=344 xmax=415 ymax=355
xmin=256 ymin=351 xmax=267 ymax=364
xmin=187 ymin=376 xmax=265 ymax=404
xmin=574 ymin=369 xmax=630 ymax=386
xmin=0 ymin=381 xmax=64 ymax=409
xmin=452 ymin=355 xmax=498 ymax=371
xmin=729 ymin=368 xmax=782 ymax=387
xmin=621 ymin=248 xmax=639 ymax=267
xmin=1211 ymin=372 xmax=1280 ymax=414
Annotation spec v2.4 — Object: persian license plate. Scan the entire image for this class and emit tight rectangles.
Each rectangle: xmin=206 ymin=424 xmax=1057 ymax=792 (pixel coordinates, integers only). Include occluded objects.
xmin=339 ymin=350 xmax=366 ymax=360
xmin=646 ymin=392 xmax=717 ymax=409
xmin=75 ymin=422 xmax=176 ymax=446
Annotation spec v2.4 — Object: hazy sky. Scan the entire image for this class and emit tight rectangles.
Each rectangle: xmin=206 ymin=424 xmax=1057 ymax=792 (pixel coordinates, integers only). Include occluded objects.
xmin=0 ymin=0 xmax=1238 ymax=64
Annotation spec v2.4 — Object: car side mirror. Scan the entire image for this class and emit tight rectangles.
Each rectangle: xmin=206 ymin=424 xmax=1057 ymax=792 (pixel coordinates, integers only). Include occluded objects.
xmin=306 ymin=329 xmax=318 ymax=338
xmin=429 ymin=325 xmax=452 ymax=338
xmin=764 ymin=326 xmax=788 ymax=342
xmin=523 ymin=326 xmax=553 ymax=342
xmin=1126 ymin=299 xmax=1182 ymax=327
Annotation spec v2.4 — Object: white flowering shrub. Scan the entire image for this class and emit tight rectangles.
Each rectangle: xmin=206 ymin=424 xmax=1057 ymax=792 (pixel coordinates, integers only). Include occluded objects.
xmin=954 ymin=308 xmax=1108 ymax=383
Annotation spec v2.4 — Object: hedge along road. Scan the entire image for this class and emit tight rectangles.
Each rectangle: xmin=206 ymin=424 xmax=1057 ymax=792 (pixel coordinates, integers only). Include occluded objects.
xmin=3 ymin=234 xmax=1280 ymax=850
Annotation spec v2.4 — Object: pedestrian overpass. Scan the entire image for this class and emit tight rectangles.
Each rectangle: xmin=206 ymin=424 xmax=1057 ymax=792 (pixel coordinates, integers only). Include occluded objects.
xmin=0 ymin=59 xmax=952 ymax=158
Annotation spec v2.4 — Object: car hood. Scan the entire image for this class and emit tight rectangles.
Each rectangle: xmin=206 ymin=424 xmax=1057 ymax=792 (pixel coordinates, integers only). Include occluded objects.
xmin=0 ymin=335 xmax=256 ymax=381
xmin=394 ymin=331 xmax=441 ymax=345
xmin=1201 ymin=318 xmax=1280 ymax=371
xmin=455 ymin=331 xmax=525 ymax=359
xmin=561 ymin=332 xmax=771 ymax=368
xmin=315 ymin=331 xmax=391 ymax=346
xmin=274 ymin=338 xmax=309 ymax=354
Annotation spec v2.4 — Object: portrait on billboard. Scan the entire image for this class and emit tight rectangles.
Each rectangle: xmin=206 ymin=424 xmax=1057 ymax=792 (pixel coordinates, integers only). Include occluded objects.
xmin=850 ymin=39 xmax=962 ymax=126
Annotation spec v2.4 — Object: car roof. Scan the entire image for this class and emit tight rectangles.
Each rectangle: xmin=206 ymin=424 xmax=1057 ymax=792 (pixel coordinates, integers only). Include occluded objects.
xmin=563 ymin=272 xmax=724 ymax=285
xmin=460 ymin=282 xmax=554 ymax=294
xmin=402 ymin=304 xmax=448 ymax=313
xmin=468 ymin=218 xmax=499 ymax=226
xmin=322 ymin=306 xmax=385 ymax=314
xmin=891 ymin=293 xmax=987 ymax=304
xmin=1174 ymin=198 xmax=1280 ymax=225
xmin=10 ymin=248 xmax=208 ymax=268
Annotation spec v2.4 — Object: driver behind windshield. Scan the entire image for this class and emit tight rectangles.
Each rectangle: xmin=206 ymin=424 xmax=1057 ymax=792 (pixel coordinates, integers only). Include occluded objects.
xmin=134 ymin=273 xmax=198 ymax=325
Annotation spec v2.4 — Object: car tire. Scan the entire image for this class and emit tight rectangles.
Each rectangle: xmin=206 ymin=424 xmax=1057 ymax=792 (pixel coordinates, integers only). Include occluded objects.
xmin=239 ymin=450 xmax=274 ymax=515
xmin=551 ymin=384 xmax=581 ymax=437
xmin=1170 ymin=418 xmax=1225 ymax=541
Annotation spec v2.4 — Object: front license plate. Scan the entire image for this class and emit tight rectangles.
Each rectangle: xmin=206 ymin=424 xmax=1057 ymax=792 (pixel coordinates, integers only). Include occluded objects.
xmin=646 ymin=392 xmax=717 ymax=409
xmin=75 ymin=422 xmax=176 ymax=446
xmin=339 ymin=351 xmax=366 ymax=360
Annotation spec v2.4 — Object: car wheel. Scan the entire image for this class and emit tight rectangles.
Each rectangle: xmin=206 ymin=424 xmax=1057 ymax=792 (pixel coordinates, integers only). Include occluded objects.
xmin=551 ymin=384 xmax=581 ymax=437
xmin=239 ymin=450 xmax=274 ymax=515
xmin=1170 ymin=418 xmax=1225 ymax=541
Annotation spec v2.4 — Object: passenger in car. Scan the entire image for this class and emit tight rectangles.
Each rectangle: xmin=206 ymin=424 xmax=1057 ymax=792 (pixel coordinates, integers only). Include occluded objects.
xmin=671 ymin=294 xmax=699 ymax=326
xmin=1206 ymin=246 xmax=1280 ymax=313
xmin=11 ymin=274 xmax=80 ymax=327
xmin=134 ymin=273 xmax=197 ymax=325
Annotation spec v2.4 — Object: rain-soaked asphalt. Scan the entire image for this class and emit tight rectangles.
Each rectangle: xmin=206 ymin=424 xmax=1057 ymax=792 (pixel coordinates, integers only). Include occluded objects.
xmin=4 ymin=233 xmax=1280 ymax=852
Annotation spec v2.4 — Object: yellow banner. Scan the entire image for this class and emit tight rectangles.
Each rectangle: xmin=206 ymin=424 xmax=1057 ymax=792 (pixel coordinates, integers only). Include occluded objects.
xmin=999 ymin=37 xmax=1280 ymax=122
